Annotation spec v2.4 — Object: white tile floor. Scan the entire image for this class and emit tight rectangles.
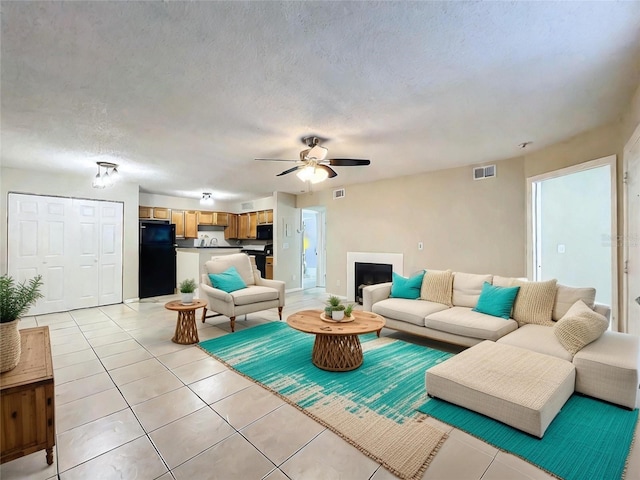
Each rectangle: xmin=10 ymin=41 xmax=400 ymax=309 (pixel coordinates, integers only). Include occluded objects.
xmin=1 ymin=288 xmax=638 ymax=480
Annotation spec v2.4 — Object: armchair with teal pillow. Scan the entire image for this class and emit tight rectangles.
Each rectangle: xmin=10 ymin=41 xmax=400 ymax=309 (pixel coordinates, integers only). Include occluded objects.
xmin=200 ymin=253 xmax=285 ymax=332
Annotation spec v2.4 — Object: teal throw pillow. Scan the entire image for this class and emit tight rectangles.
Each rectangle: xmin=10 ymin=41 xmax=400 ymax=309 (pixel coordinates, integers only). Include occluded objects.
xmin=473 ymin=282 xmax=520 ymax=319
xmin=208 ymin=266 xmax=247 ymax=293
xmin=390 ymin=271 xmax=425 ymax=299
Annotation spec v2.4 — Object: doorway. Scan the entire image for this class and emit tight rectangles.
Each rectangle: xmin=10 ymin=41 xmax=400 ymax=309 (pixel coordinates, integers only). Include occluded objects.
xmin=301 ymin=208 xmax=326 ymax=289
xmin=623 ymin=125 xmax=640 ymax=335
xmin=528 ymin=156 xmax=617 ymax=324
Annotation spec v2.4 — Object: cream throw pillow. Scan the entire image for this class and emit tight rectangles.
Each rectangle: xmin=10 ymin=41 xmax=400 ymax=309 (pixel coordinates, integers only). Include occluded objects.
xmin=554 ymin=300 xmax=609 ymax=355
xmin=552 ymin=284 xmax=596 ymax=321
xmin=512 ymin=279 xmax=557 ymax=327
xmin=420 ymin=269 xmax=453 ymax=306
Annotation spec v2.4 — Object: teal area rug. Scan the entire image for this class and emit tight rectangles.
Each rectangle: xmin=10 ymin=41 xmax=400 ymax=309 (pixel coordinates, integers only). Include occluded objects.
xmin=419 ymin=394 xmax=638 ymax=480
xmin=199 ymin=321 xmax=453 ymax=480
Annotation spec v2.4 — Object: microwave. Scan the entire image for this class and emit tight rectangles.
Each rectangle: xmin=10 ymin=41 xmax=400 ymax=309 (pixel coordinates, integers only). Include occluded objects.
xmin=256 ymin=224 xmax=273 ymax=240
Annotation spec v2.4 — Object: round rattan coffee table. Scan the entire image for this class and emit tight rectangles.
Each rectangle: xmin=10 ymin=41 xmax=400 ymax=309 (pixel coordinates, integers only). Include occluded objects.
xmin=286 ymin=309 xmax=385 ymax=371
xmin=164 ymin=299 xmax=207 ymax=345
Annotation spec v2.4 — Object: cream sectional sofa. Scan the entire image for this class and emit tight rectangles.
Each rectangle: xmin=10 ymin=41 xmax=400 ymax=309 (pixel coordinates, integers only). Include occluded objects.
xmin=363 ymin=271 xmax=640 ymax=409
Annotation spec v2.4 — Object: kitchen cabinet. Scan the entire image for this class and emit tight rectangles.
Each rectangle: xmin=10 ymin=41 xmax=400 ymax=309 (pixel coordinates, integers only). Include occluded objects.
xmin=139 ymin=206 xmax=152 ymax=219
xmin=171 ymin=210 xmax=185 ymax=238
xmin=214 ymin=212 xmax=229 ymax=226
xmin=237 ymin=212 xmax=258 ymax=240
xmin=225 ymin=214 xmax=238 ymax=240
xmin=265 ymin=256 xmax=273 ymax=280
xmin=198 ymin=211 xmax=214 ymax=225
xmin=185 ymin=211 xmax=198 ymax=238
xmin=153 ymin=208 xmax=170 ymax=220
xmin=257 ymin=210 xmax=273 ymax=224
xmin=1 ymin=327 xmax=55 ymax=466
xmin=139 ymin=206 xmax=170 ymax=220
xmin=198 ymin=211 xmax=230 ymax=227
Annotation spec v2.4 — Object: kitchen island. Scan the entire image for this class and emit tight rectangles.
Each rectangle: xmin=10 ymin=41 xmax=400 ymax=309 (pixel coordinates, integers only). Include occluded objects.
xmin=176 ymin=247 xmax=242 ymax=293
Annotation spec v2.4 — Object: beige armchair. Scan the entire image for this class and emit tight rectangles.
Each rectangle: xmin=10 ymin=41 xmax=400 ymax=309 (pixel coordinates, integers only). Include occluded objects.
xmin=200 ymin=253 xmax=285 ymax=332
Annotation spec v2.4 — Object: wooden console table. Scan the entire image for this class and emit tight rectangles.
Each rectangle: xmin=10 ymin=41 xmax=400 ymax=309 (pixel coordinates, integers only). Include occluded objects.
xmin=1 ymin=327 xmax=55 ymax=465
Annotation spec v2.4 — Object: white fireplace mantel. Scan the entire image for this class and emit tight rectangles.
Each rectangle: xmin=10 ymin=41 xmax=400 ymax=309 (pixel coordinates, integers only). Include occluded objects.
xmin=346 ymin=252 xmax=403 ymax=302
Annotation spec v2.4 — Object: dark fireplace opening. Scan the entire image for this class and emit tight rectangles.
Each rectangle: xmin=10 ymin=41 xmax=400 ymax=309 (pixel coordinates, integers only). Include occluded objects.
xmin=355 ymin=262 xmax=393 ymax=304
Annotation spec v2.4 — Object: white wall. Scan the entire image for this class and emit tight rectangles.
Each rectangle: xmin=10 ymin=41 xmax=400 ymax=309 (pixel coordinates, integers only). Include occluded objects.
xmin=274 ymin=192 xmax=302 ymax=290
xmin=1 ymin=167 xmax=140 ymax=301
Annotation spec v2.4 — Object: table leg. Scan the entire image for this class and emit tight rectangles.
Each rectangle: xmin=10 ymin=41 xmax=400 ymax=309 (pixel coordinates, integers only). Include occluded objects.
xmin=46 ymin=447 xmax=53 ymax=465
xmin=312 ymin=334 xmax=363 ymax=371
xmin=172 ymin=310 xmax=199 ymax=344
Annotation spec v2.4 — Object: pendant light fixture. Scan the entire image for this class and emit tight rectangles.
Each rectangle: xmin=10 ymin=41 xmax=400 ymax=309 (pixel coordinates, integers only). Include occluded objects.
xmin=92 ymin=162 xmax=119 ymax=188
xmin=200 ymin=192 xmax=214 ymax=206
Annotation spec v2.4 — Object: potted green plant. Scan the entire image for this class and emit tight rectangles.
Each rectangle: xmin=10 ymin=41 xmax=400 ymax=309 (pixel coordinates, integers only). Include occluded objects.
xmin=179 ymin=278 xmax=197 ymax=305
xmin=344 ymin=303 xmax=354 ymax=318
xmin=0 ymin=274 xmax=43 ymax=372
xmin=326 ymin=295 xmax=346 ymax=321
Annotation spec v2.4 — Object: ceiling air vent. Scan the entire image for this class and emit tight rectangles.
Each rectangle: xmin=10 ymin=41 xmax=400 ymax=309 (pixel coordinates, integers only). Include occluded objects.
xmin=473 ymin=165 xmax=496 ymax=180
xmin=333 ymin=188 xmax=346 ymax=200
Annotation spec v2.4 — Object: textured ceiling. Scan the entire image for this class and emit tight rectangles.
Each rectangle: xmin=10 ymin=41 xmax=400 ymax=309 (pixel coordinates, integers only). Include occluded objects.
xmin=2 ymin=1 xmax=640 ymax=202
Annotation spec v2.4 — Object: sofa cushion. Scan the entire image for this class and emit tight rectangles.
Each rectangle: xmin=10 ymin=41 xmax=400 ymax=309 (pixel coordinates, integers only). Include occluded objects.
xmin=498 ymin=324 xmax=573 ymax=362
xmin=554 ymin=300 xmax=609 ymax=355
xmin=425 ymin=306 xmax=518 ymax=341
xmin=231 ymin=286 xmax=279 ymax=306
xmin=492 ymin=275 xmax=518 ymax=287
xmin=390 ymin=271 xmax=424 ymax=299
xmin=452 ymin=272 xmax=493 ymax=308
xmin=420 ymin=269 xmax=453 ymax=306
xmin=473 ymin=282 xmax=520 ymax=319
xmin=512 ymin=279 xmax=557 ymax=327
xmin=372 ymin=298 xmax=449 ymax=326
xmin=205 ymin=253 xmax=255 ymax=286
xmin=208 ymin=266 xmax=247 ymax=293
xmin=552 ymin=284 xmax=597 ymax=321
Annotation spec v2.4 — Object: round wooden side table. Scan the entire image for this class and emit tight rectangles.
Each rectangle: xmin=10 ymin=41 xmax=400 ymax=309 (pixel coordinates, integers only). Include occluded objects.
xmin=287 ymin=309 xmax=385 ymax=371
xmin=164 ymin=299 xmax=207 ymax=345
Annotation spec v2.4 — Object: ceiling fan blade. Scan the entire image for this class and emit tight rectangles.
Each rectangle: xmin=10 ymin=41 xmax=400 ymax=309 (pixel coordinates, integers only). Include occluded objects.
xmin=317 ymin=164 xmax=338 ymax=178
xmin=328 ymin=158 xmax=371 ymax=166
xmin=255 ymin=158 xmax=297 ymax=162
xmin=276 ymin=166 xmax=301 ymax=177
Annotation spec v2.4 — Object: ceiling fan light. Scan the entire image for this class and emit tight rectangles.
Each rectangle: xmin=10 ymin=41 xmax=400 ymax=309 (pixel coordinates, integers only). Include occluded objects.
xmin=296 ymin=165 xmax=328 ymax=184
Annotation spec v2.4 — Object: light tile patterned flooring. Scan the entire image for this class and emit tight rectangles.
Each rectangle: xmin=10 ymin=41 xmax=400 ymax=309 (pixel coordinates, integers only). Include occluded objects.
xmin=2 ymin=288 xmax=638 ymax=480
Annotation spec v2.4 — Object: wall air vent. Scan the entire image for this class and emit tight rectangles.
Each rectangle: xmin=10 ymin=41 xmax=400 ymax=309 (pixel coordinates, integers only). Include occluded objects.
xmin=240 ymin=201 xmax=254 ymax=210
xmin=473 ymin=165 xmax=497 ymax=180
xmin=333 ymin=188 xmax=346 ymax=200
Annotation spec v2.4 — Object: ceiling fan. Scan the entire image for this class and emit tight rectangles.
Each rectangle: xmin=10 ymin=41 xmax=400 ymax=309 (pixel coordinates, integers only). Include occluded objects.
xmin=255 ymin=136 xmax=370 ymax=183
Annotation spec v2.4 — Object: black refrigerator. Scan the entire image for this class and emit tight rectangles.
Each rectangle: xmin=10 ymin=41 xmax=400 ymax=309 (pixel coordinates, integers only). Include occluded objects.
xmin=139 ymin=221 xmax=177 ymax=298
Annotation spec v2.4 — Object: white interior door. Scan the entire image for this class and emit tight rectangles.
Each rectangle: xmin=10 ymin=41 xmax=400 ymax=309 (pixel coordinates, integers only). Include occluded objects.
xmin=624 ymin=127 xmax=640 ymax=335
xmin=97 ymin=201 xmax=123 ymax=305
xmin=8 ymin=194 xmax=72 ymax=315
xmin=8 ymin=193 xmax=123 ymax=315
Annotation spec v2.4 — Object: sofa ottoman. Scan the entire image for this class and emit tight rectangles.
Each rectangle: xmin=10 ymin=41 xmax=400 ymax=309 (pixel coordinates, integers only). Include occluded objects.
xmin=425 ymin=340 xmax=575 ymax=438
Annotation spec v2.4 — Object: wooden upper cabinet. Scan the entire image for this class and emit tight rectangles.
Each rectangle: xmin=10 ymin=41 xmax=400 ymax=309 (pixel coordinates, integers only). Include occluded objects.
xmin=184 ymin=211 xmax=198 ymax=238
xmin=171 ymin=210 xmax=185 ymax=238
xmin=249 ymin=212 xmax=258 ymax=239
xmin=139 ymin=206 xmax=152 ymax=219
xmin=237 ymin=213 xmax=250 ymax=239
xmin=153 ymin=208 xmax=170 ymax=220
xmin=214 ymin=212 xmax=229 ymax=226
xmin=256 ymin=210 xmax=273 ymax=224
xmin=224 ymin=214 xmax=238 ymax=240
xmin=198 ymin=211 xmax=214 ymax=225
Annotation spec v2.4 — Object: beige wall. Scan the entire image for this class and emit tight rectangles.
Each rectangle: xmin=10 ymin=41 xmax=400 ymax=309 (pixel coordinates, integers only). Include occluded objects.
xmin=1 ymin=167 xmax=140 ymax=301
xmin=298 ymin=157 xmax=526 ymax=297
xmin=297 ymin=120 xmax=632 ymax=306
